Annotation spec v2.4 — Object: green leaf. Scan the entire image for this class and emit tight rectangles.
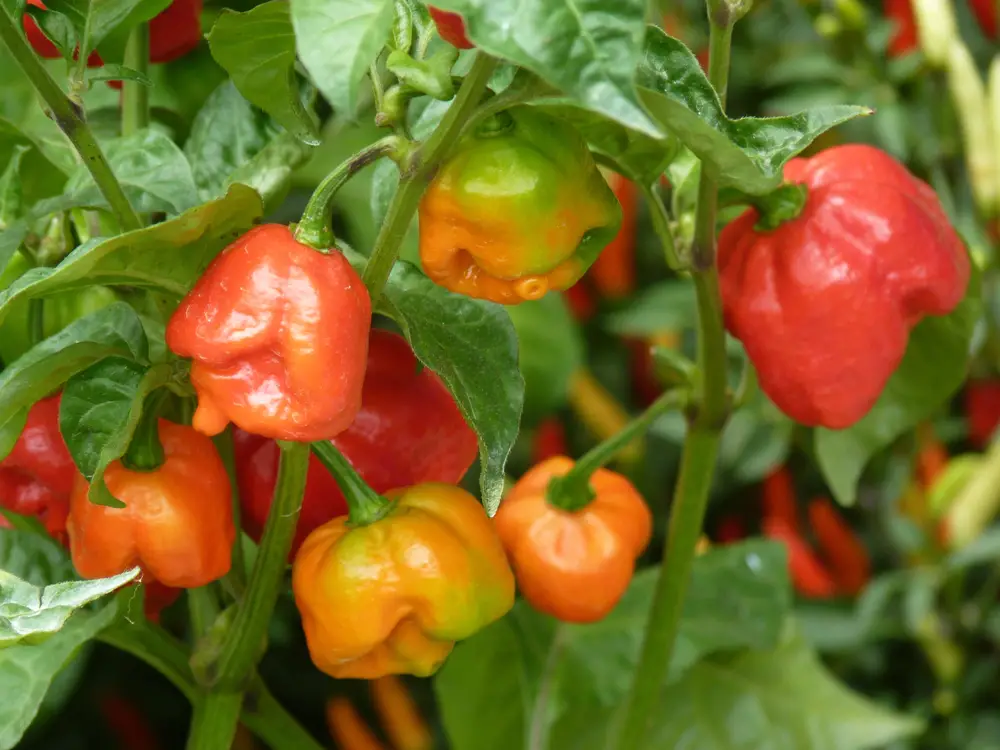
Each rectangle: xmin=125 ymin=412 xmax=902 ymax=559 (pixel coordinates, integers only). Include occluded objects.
xmin=84 ymin=64 xmax=152 ymax=86
xmin=0 ymin=567 xmax=138 ymax=647
xmin=642 ymin=628 xmax=922 ymax=750
xmin=358 ymin=253 xmax=523 ymax=516
xmin=184 ymin=81 xmax=284 ymax=200
xmin=436 ymin=540 xmax=791 ymax=749
xmin=815 ymin=267 xmax=982 ymax=505
xmin=0 ymin=146 xmax=27 ymax=230
xmin=225 ymin=131 xmax=312 ymax=210
xmin=431 ymin=0 xmax=660 ymax=138
xmin=60 ymin=358 xmax=174 ymax=507
xmin=0 ymin=120 xmax=69 ymax=210
xmin=290 ymin=0 xmax=394 ymax=118
xmin=604 ymin=280 xmax=698 ymax=336
xmin=0 ymin=185 xmax=263 ymax=320
xmin=207 ymin=3 xmax=320 ymax=145
xmin=0 ymin=409 xmax=27 ymax=463
xmin=0 ymin=530 xmax=74 ymax=589
xmin=0 ymin=597 xmax=120 ymax=750
xmin=45 ymin=0 xmax=168 ymax=54
xmin=0 ymin=303 xmax=148 ymax=429
xmin=506 ymin=292 xmax=583 ymax=426
xmin=63 ymin=129 xmax=199 ymax=215
xmin=637 ymin=28 xmax=871 ymax=195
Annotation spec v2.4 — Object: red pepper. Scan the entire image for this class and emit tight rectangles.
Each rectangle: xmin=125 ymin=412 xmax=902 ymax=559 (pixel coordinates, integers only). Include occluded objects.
xmin=719 ymin=145 xmax=969 ymax=429
xmin=428 ymin=6 xmax=473 ymax=49
xmin=106 ymin=0 xmax=203 ymax=89
xmin=965 ymin=379 xmax=1000 ymax=448
xmin=563 ymin=284 xmax=597 ymax=322
xmin=0 ymin=395 xmax=76 ymax=543
xmin=761 ymin=467 xmax=800 ymax=533
xmin=762 ymin=517 xmax=838 ymax=599
xmin=99 ymin=693 xmax=163 ymax=750
xmin=884 ymin=0 xmax=919 ymax=56
xmin=714 ymin=515 xmax=746 ymax=544
xmin=234 ymin=329 xmax=477 ymax=557
xmin=970 ymin=0 xmax=997 ymax=36
xmin=530 ymin=418 xmax=568 ymax=465
xmin=588 ymin=172 xmax=637 ymax=299
xmin=166 ymin=224 xmax=372 ymax=442
xmin=808 ymin=497 xmax=871 ymax=595
xmin=22 ymin=0 xmax=103 ymax=66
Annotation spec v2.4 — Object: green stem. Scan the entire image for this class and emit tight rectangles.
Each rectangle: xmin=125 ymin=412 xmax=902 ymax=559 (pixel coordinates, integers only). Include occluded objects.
xmin=121 ymin=23 xmax=149 ymax=137
xmin=214 ymin=429 xmax=247 ymax=593
xmin=361 ymin=52 xmax=497 ymax=306
xmin=610 ymin=8 xmax=734 ymax=748
xmin=547 ymin=388 xmax=687 ymax=512
xmin=243 ymin=678 xmax=326 ymax=750
xmin=187 ymin=586 xmax=220 ymax=643
xmin=311 ymin=441 xmax=392 ymax=526
xmin=0 ymin=5 xmax=141 ymax=231
xmin=186 ymin=692 xmax=243 ymax=750
xmin=294 ymin=136 xmax=404 ymax=250
xmin=638 ymin=180 xmax=683 ymax=270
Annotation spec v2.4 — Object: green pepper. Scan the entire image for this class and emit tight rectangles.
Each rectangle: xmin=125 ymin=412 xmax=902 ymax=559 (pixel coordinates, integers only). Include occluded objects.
xmin=0 ymin=252 xmax=119 ymax=366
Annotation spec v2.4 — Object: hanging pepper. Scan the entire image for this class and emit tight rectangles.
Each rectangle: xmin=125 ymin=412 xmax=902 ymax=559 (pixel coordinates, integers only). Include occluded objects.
xmin=67 ymin=420 xmax=235 ymax=589
xmin=970 ymin=0 xmax=997 ymax=37
xmin=884 ymin=0 xmax=918 ymax=56
xmin=326 ymin=698 xmax=387 ymax=750
xmin=233 ymin=329 xmax=477 ymax=557
xmin=428 ymin=6 xmax=473 ymax=49
xmin=494 ymin=456 xmax=652 ymax=623
xmin=166 ymin=224 xmax=372 ymax=441
xmin=808 ymin=498 xmax=871 ymax=595
xmin=22 ymin=0 xmax=102 ymax=66
xmin=762 ymin=517 xmax=839 ymax=598
xmin=292 ymin=474 xmax=514 ymax=678
xmin=588 ymin=171 xmax=638 ymax=299
xmin=105 ymin=0 xmax=203 ymax=90
xmin=0 ymin=395 xmax=76 ymax=542
xmin=761 ymin=467 xmax=800 ymax=532
xmin=718 ymin=144 xmax=969 ymax=429
xmin=965 ymin=379 xmax=1000 ymax=448
xmin=419 ymin=107 xmax=622 ymax=305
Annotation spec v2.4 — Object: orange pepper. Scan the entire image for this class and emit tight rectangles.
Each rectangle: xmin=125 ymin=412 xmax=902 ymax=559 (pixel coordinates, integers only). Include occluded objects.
xmin=326 ymin=698 xmax=387 ymax=750
xmin=371 ymin=677 xmax=433 ymax=750
xmin=808 ymin=497 xmax=871 ymax=595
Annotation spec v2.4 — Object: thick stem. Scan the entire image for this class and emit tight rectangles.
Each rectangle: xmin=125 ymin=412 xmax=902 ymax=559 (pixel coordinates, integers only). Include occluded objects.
xmin=0 ymin=5 xmax=141 ymax=231
xmin=638 ymin=180 xmax=684 ymax=270
xmin=294 ymin=137 xmax=404 ymax=250
xmin=361 ymin=52 xmax=497 ymax=306
xmin=186 ymin=692 xmax=243 ymax=750
xmin=611 ymin=6 xmax=734 ymax=748
xmin=121 ymin=23 xmax=149 ymax=137
xmin=311 ymin=441 xmax=392 ymax=526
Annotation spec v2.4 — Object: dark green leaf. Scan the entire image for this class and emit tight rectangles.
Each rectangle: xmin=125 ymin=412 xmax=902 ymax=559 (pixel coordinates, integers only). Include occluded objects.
xmin=0 ymin=303 xmax=148 ymax=429
xmin=290 ymin=0 xmax=394 ymax=118
xmin=91 ymin=0 xmax=173 ymax=63
xmin=45 ymin=0 xmax=168 ymax=54
xmin=431 ymin=0 xmax=659 ymax=137
xmin=637 ymin=28 xmax=871 ymax=195
xmin=815 ymin=267 xmax=981 ymax=505
xmin=207 ymin=3 xmax=320 ymax=145
xmin=436 ymin=540 xmax=791 ymax=749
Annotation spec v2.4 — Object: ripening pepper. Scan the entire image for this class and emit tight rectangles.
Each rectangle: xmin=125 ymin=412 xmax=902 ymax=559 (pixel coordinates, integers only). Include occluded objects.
xmin=67 ymin=420 xmax=235 ymax=588
xmin=292 ymin=483 xmax=515 ymax=679
xmin=718 ymin=144 xmax=969 ymax=429
xmin=965 ymin=379 xmax=1000 ymax=447
xmin=428 ymin=6 xmax=472 ymax=49
xmin=166 ymin=224 xmax=371 ymax=441
xmin=234 ymin=329 xmax=477 ymax=557
xmin=0 ymin=395 xmax=76 ymax=542
xmin=494 ymin=456 xmax=653 ymax=623
xmin=419 ymin=107 xmax=622 ymax=305
xmin=0 ymin=252 xmax=119 ymax=366
xmin=23 ymin=0 xmax=102 ymax=65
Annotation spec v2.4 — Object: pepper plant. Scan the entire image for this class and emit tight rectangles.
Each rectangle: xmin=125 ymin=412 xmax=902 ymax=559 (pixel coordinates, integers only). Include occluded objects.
xmin=0 ymin=0 xmax=998 ymax=748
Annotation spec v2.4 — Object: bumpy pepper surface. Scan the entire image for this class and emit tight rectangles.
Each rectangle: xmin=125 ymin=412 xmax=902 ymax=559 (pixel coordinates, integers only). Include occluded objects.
xmin=718 ymin=144 xmax=969 ymax=429
xmin=292 ymin=483 xmax=515 ymax=679
xmin=419 ymin=107 xmax=622 ymax=305
xmin=428 ymin=6 xmax=472 ymax=48
xmin=23 ymin=0 xmax=102 ymax=65
xmin=0 ymin=395 xmax=76 ymax=542
xmin=234 ymin=329 xmax=478 ymax=557
xmin=166 ymin=224 xmax=372 ymax=441
xmin=494 ymin=457 xmax=653 ymax=623
xmin=67 ymin=420 xmax=235 ymax=588
xmin=0 ymin=252 xmax=119 ymax=366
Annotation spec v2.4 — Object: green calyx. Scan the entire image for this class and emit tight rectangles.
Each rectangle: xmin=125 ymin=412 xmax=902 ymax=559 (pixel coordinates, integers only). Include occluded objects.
xmin=311 ymin=441 xmax=393 ymax=527
xmin=752 ymin=182 xmax=808 ymax=232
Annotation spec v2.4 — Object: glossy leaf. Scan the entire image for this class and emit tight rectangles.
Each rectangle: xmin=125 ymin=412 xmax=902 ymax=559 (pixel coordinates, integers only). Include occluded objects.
xmin=815 ymin=268 xmax=982 ymax=506
xmin=430 ymin=0 xmax=660 ymax=137
xmin=637 ymin=28 xmax=872 ymax=195
xmin=290 ymin=0 xmax=395 ymax=117
xmin=207 ymin=3 xmax=320 ymax=145
xmin=436 ymin=540 xmax=791 ymax=749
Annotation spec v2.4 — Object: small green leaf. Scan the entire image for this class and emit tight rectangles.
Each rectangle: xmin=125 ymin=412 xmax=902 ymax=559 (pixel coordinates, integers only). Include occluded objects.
xmin=290 ymin=0 xmax=394 ymax=118
xmin=637 ymin=28 xmax=871 ymax=195
xmin=815 ymin=267 xmax=981 ymax=505
xmin=0 ymin=146 xmax=27 ymax=230
xmin=84 ymin=64 xmax=152 ymax=86
xmin=207 ymin=3 xmax=320 ymax=145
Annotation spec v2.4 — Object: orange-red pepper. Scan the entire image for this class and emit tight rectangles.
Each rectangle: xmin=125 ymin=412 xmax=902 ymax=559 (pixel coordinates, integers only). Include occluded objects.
xmin=588 ymin=171 xmax=638 ymax=299
xmin=762 ymin=517 xmax=838 ymax=598
xmin=808 ymin=498 xmax=871 ymax=595
xmin=371 ymin=677 xmax=433 ymax=750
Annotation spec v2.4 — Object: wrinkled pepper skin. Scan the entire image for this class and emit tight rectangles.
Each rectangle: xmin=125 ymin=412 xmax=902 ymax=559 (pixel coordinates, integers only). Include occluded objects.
xmin=292 ymin=484 xmax=515 ymax=679
xmin=0 ymin=253 xmax=119 ymax=366
xmin=166 ymin=224 xmax=372 ymax=441
xmin=494 ymin=457 xmax=653 ymax=623
xmin=23 ymin=0 xmax=102 ymax=65
xmin=67 ymin=420 xmax=235 ymax=588
xmin=419 ymin=107 xmax=622 ymax=305
xmin=0 ymin=395 xmax=76 ymax=542
xmin=718 ymin=144 xmax=969 ymax=429
xmin=428 ymin=7 xmax=472 ymax=49
xmin=234 ymin=329 xmax=478 ymax=557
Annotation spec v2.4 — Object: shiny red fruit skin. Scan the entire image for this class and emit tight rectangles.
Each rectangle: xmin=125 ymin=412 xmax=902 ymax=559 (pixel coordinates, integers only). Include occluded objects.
xmin=429 ymin=6 xmax=473 ymax=49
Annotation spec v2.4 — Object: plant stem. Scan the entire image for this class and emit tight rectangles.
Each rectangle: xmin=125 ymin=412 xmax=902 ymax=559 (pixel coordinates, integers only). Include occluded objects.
xmin=0 ymin=5 xmax=141 ymax=231
xmin=186 ymin=692 xmax=243 ymax=750
xmin=311 ymin=441 xmax=392 ymax=526
xmin=294 ymin=136 xmax=404 ymax=250
xmin=638 ymin=180 xmax=683 ymax=270
xmin=361 ymin=52 xmax=497 ymax=306
xmin=243 ymin=678 xmax=326 ymax=750
xmin=121 ymin=23 xmax=149 ymax=137
xmin=610 ymin=8 xmax=735 ymax=749
xmin=27 ymin=299 xmax=44 ymax=347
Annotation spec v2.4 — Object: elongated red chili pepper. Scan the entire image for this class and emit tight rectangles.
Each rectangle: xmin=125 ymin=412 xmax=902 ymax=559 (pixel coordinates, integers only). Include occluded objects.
xmin=761 ymin=467 xmax=800 ymax=532
xmin=808 ymin=498 xmax=871 ymax=595
xmin=326 ymin=697 xmax=387 ymax=750
xmin=762 ymin=517 xmax=838 ymax=598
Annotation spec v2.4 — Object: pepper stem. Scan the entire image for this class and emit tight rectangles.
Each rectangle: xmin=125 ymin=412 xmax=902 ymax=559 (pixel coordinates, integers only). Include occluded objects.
xmin=311 ymin=441 xmax=393 ymax=526
xmin=121 ymin=391 xmax=167 ymax=472
xmin=121 ymin=23 xmax=150 ymax=137
xmin=751 ymin=183 xmax=808 ymax=231
xmin=546 ymin=388 xmax=688 ymax=512
xmin=294 ymin=136 xmax=405 ymax=250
